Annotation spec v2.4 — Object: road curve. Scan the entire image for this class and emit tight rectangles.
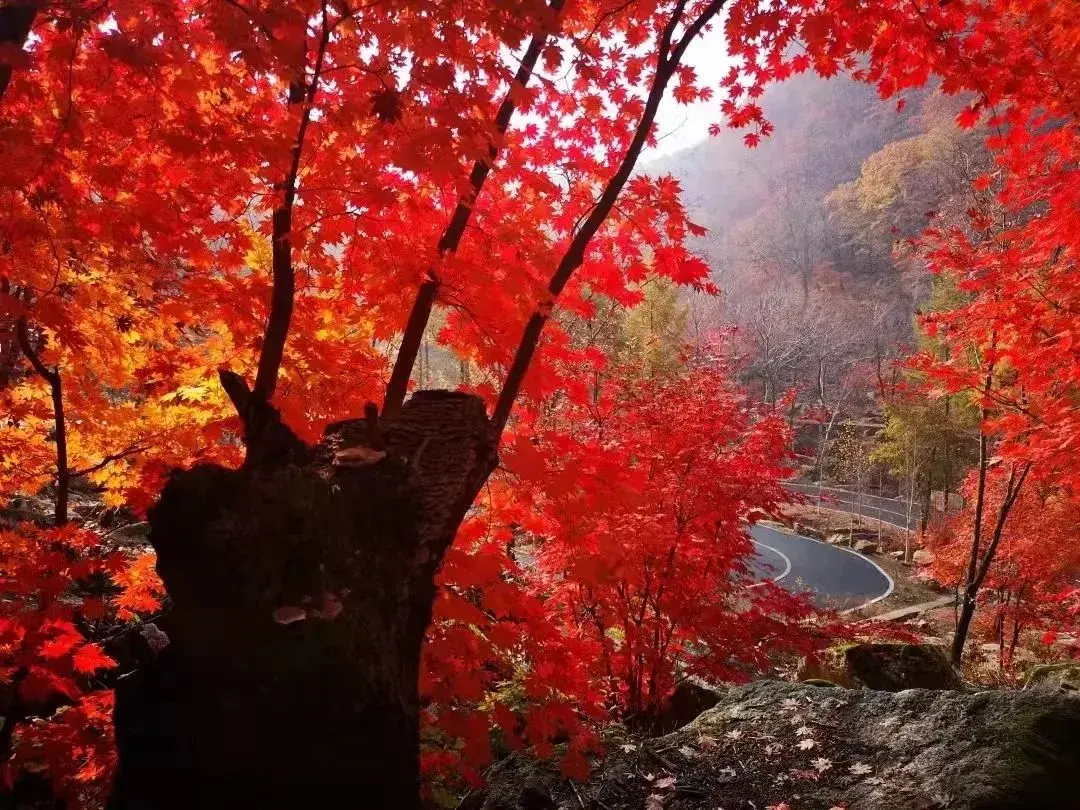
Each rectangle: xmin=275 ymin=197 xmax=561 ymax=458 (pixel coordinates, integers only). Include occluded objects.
xmin=747 ymin=523 xmax=893 ymax=611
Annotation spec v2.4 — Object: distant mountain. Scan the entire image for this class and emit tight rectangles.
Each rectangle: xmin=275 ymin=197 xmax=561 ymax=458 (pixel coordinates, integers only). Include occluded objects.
xmin=643 ymin=72 xmax=930 ymax=275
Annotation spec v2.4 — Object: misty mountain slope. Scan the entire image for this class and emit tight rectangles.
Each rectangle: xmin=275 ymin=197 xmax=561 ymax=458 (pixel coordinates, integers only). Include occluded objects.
xmin=644 ymin=73 xmax=932 ymax=278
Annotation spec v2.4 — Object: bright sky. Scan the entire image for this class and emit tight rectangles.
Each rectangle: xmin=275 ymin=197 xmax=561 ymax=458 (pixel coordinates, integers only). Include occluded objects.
xmin=645 ymin=23 xmax=735 ymax=160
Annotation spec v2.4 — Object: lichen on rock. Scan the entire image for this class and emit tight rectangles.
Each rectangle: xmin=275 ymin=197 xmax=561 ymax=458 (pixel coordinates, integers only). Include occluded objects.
xmin=472 ymin=680 xmax=1079 ymax=810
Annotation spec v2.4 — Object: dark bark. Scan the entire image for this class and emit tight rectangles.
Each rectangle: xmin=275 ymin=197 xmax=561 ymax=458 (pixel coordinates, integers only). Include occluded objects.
xmin=2 ymin=312 xmax=65 ymax=802
xmin=951 ymin=461 xmax=1030 ymax=664
xmin=952 ymin=353 xmax=995 ymax=666
xmin=110 ymin=390 xmax=497 ymax=809
xmin=16 ymin=316 xmax=67 ymax=527
xmin=0 ymin=1 xmax=37 ymax=107
xmin=253 ymin=8 xmax=331 ymax=404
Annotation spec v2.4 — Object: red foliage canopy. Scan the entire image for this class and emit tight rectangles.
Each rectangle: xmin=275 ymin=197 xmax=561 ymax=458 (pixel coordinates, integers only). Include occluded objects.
xmin=0 ymin=0 xmax=1077 ymax=803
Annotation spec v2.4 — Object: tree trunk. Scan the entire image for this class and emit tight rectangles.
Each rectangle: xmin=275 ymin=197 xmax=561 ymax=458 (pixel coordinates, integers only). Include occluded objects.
xmin=919 ymin=451 xmax=934 ymax=535
xmin=952 ymin=587 xmax=979 ymax=667
xmin=951 ymin=461 xmax=1030 ymax=665
xmin=0 ymin=1 xmax=38 ymax=105
xmin=110 ymin=391 xmax=496 ymax=809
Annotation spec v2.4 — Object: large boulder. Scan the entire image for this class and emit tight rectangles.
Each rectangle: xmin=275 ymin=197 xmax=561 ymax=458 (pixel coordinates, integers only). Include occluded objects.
xmin=474 ymin=681 xmax=1080 ymax=810
xmin=845 ymin=643 xmax=963 ymax=691
xmin=646 ymin=679 xmax=722 ymax=734
xmin=1026 ymin=662 xmax=1080 ymax=693
xmin=912 ymin=549 xmax=936 ymax=565
xmin=798 ymin=643 xmax=963 ymax=691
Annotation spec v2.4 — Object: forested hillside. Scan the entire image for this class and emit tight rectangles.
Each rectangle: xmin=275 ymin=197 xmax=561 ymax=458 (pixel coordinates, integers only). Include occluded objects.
xmin=646 ymin=75 xmax=989 ymax=477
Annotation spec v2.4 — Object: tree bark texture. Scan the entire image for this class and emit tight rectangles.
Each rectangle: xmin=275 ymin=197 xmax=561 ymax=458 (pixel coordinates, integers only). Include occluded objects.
xmin=109 ymin=391 xmax=496 ymax=809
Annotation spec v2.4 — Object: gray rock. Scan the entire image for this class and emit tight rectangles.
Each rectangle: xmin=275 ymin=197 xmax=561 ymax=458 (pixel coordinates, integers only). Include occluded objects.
xmin=647 ymin=678 xmax=721 ymax=734
xmin=844 ymin=643 xmax=963 ymax=691
xmin=800 ymin=643 xmax=962 ymax=691
xmin=795 ymin=522 xmax=826 ymax=540
xmin=1026 ymin=662 xmax=1080 ymax=693
xmin=475 ymin=681 xmax=1080 ymax=810
xmin=853 ymin=539 xmax=879 ymax=554
xmin=912 ymin=549 xmax=936 ymax=565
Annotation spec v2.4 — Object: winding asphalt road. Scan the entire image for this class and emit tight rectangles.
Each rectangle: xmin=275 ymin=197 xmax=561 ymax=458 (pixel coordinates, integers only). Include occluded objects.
xmin=747 ymin=523 xmax=893 ymax=611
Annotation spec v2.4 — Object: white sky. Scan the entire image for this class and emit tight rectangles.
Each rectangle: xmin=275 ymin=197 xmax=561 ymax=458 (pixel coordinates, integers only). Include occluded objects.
xmin=645 ymin=23 xmax=734 ymax=160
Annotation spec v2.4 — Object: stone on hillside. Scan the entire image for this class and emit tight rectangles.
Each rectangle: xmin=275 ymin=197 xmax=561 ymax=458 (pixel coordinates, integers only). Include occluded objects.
xmin=826 ymin=532 xmax=851 ymax=546
xmin=794 ymin=522 xmax=825 ymax=540
xmin=850 ymin=530 xmax=880 ymax=542
xmin=799 ymin=643 xmax=962 ymax=692
xmin=1026 ymin=662 xmax=1080 ymax=693
xmin=648 ymin=678 xmax=721 ymax=734
xmin=853 ymin=539 xmax=879 ymax=554
xmin=474 ymin=681 xmax=1080 ymax=810
xmin=912 ymin=549 xmax=935 ymax=565
xmin=845 ymin=643 xmax=962 ymax=691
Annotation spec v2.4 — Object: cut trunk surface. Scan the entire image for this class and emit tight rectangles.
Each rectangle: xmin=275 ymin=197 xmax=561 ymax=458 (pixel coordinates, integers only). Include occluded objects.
xmin=110 ymin=391 xmax=496 ymax=810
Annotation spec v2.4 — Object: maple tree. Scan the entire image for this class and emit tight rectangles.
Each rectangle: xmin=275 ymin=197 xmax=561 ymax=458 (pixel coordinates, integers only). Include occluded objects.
xmin=414 ymin=354 xmax=828 ymax=795
xmin=4 ymin=0 xmax=726 ymax=806
xmin=928 ymin=468 xmax=1080 ymax=672
xmin=0 ymin=0 xmax=1078 ymax=806
xmin=720 ymin=0 xmax=1079 ymax=664
xmin=523 ymin=363 xmax=816 ymax=722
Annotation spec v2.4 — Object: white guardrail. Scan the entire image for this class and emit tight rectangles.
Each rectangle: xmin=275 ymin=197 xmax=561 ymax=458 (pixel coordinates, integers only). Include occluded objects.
xmin=782 ymin=481 xmax=921 ymax=531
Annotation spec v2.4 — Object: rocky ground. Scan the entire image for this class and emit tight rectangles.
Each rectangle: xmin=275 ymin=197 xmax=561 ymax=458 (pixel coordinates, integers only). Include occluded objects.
xmin=470 ymin=678 xmax=1080 ymax=810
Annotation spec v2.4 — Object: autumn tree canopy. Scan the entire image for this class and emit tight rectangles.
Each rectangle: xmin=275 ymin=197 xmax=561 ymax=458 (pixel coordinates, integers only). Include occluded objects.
xmin=0 ymin=0 xmax=1078 ymax=806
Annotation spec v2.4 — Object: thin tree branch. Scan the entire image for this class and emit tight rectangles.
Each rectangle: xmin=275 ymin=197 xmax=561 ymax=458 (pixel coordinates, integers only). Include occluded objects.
xmin=490 ymin=0 xmax=725 ymax=438
xmin=16 ymin=315 xmax=68 ymax=526
xmin=381 ymin=0 xmax=566 ymax=419
xmin=69 ymin=443 xmax=150 ymax=478
xmin=658 ymin=0 xmax=690 ymax=64
xmin=251 ymin=2 xmax=332 ymax=405
xmin=972 ymin=461 xmax=1032 ymax=591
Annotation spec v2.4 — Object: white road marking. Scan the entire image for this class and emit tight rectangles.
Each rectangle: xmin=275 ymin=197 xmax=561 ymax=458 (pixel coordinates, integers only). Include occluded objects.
xmin=748 ymin=524 xmax=894 ymax=611
xmin=833 ymin=542 xmax=895 ymax=614
xmin=747 ymin=540 xmax=792 ymax=588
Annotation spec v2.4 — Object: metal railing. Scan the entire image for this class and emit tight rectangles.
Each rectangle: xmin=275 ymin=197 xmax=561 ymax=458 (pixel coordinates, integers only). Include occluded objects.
xmin=783 ymin=481 xmax=921 ymax=531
